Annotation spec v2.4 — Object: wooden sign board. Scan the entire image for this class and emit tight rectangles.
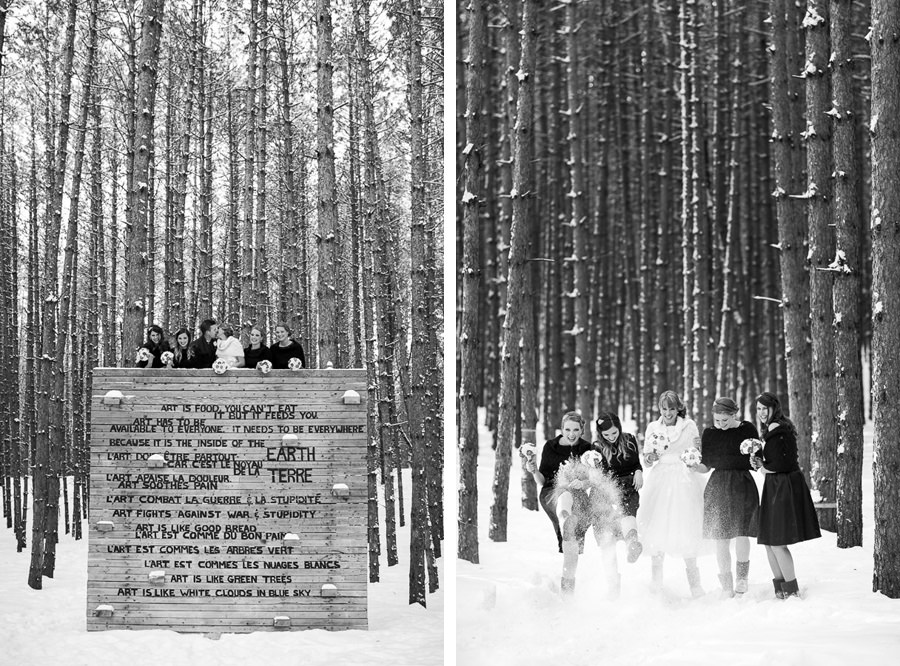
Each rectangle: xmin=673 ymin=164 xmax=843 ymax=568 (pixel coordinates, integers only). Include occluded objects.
xmin=87 ymin=368 xmax=368 ymax=633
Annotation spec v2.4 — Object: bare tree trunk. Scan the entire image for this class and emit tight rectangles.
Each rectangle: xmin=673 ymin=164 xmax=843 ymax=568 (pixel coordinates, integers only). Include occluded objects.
xmin=770 ymin=0 xmax=813 ymax=479
xmin=406 ymin=0 xmax=431 ymax=605
xmin=831 ymin=0 xmax=863 ymax=548
xmin=458 ymin=0 xmax=485 ymax=563
xmin=197 ymin=13 xmax=213 ymax=321
xmin=242 ymin=0 xmax=259 ymax=328
xmin=316 ymin=0 xmax=337 ymax=367
xmin=30 ymin=0 xmax=78 ymax=589
xmin=255 ymin=0 xmax=270 ymax=332
xmin=804 ymin=0 xmax=838 ymax=532
xmin=122 ymin=0 xmax=165 ymax=357
xmin=516 ymin=0 xmax=539 ymax=512
xmin=871 ymin=0 xmax=900 ymax=599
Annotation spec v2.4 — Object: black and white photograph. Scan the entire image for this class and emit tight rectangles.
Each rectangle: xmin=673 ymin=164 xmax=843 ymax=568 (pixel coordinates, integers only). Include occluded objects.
xmin=0 ymin=0 xmax=444 ymax=663
xmin=456 ymin=0 xmax=900 ymax=664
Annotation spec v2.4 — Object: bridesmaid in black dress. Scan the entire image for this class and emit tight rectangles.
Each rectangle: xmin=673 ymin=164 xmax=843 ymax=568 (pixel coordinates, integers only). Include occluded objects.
xmin=750 ymin=392 xmax=821 ymax=599
xmin=594 ymin=412 xmax=644 ymax=562
xmin=691 ymin=397 xmax=760 ymax=596
xmin=270 ymin=323 xmax=307 ymax=370
xmin=167 ymin=328 xmax=194 ymax=368
xmin=524 ymin=411 xmax=593 ymax=595
xmin=136 ymin=325 xmax=170 ymax=368
xmin=243 ymin=327 xmax=272 ymax=369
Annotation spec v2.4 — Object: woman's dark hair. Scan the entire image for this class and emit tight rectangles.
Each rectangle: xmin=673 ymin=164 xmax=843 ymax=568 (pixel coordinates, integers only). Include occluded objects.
xmin=658 ymin=390 xmax=687 ymax=419
xmin=756 ymin=392 xmax=796 ymax=438
xmin=275 ymin=323 xmax=293 ymax=337
xmin=712 ymin=397 xmax=739 ymax=415
xmin=172 ymin=328 xmax=192 ymax=362
xmin=595 ymin=411 xmax=638 ymax=464
xmin=219 ymin=324 xmax=235 ymax=338
xmin=145 ymin=324 xmax=165 ymax=344
xmin=199 ymin=318 xmax=217 ymax=335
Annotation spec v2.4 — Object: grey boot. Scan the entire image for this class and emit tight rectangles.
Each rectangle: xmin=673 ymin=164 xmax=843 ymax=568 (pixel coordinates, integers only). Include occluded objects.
xmin=735 ymin=560 xmax=750 ymax=594
xmin=781 ymin=578 xmax=800 ymax=598
xmin=651 ymin=555 xmax=664 ymax=591
xmin=625 ymin=529 xmax=643 ymax=563
xmin=773 ymin=577 xmax=786 ymax=600
xmin=718 ymin=572 xmax=734 ymax=597
xmin=686 ymin=561 xmax=705 ymax=598
xmin=560 ymin=577 xmax=576 ymax=597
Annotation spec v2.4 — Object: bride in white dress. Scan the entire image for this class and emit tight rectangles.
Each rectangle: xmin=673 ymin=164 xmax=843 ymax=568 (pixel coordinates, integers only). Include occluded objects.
xmin=636 ymin=390 xmax=707 ymax=597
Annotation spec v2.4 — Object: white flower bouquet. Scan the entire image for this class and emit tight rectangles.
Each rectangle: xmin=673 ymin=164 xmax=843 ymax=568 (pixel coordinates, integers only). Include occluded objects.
xmin=580 ymin=450 xmax=604 ymax=469
xmin=647 ymin=430 xmax=669 ymax=455
xmin=288 ymin=357 xmax=303 ymax=371
xmin=519 ymin=443 xmax=537 ymax=462
xmin=257 ymin=359 xmax=272 ymax=374
xmin=160 ymin=351 xmax=174 ymax=365
xmin=740 ymin=438 xmax=763 ymax=455
xmin=212 ymin=358 xmax=230 ymax=375
xmin=136 ymin=348 xmax=151 ymax=362
xmin=680 ymin=446 xmax=702 ymax=467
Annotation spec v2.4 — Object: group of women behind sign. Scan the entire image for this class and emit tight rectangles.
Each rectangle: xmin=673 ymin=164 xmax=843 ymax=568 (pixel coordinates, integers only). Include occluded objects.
xmin=134 ymin=319 xmax=307 ymax=371
xmin=525 ymin=390 xmax=821 ymax=601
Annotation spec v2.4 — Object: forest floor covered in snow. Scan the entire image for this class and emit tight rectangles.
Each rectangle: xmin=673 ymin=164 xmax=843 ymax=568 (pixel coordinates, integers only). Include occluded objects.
xmin=458 ymin=413 xmax=900 ymax=666
xmin=0 ymin=471 xmax=443 ymax=666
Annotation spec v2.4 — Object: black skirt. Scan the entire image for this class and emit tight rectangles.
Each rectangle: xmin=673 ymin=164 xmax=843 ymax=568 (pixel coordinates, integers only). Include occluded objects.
xmin=611 ymin=473 xmax=640 ymax=518
xmin=758 ymin=470 xmax=822 ymax=546
xmin=703 ymin=469 xmax=759 ymax=539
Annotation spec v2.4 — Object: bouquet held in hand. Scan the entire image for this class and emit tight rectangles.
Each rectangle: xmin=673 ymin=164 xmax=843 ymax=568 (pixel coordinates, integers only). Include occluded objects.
xmin=740 ymin=438 xmax=763 ymax=455
xmin=680 ymin=446 xmax=701 ymax=467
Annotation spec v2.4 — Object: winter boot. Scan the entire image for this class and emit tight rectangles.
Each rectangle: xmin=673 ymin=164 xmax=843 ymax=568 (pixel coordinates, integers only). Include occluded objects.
xmin=650 ymin=555 xmax=664 ymax=592
xmin=606 ymin=573 xmax=621 ymax=600
xmin=560 ymin=577 xmax=576 ymax=597
xmin=773 ymin=577 xmax=786 ymax=600
xmin=685 ymin=561 xmax=705 ymax=598
xmin=735 ymin=560 xmax=750 ymax=595
xmin=718 ymin=572 xmax=734 ymax=598
xmin=781 ymin=578 xmax=800 ymax=598
xmin=625 ymin=529 xmax=643 ymax=563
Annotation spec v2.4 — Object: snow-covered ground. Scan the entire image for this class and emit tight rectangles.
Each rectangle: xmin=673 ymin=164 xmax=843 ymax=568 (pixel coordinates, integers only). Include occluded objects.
xmin=458 ymin=413 xmax=900 ymax=666
xmin=0 ymin=473 xmax=443 ymax=666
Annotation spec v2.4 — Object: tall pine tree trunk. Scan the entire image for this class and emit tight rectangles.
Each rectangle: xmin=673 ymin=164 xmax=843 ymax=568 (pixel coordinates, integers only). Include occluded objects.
xmin=871 ymin=0 xmax=900 ymax=598
xmin=122 ymin=0 xmax=165 ymax=355
xmin=831 ymin=0 xmax=863 ymax=548
xmin=770 ymin=0 xmax=813 ymax=479
xmin=458 ymin=0 xmax=485 ymax=563
xmin=804 ymin=0 xmax=838 ymax=532
xmin=316 ymin=0 xmax=337 ymax=367
xmin=30 ymin=0 xmax=78 ymax=589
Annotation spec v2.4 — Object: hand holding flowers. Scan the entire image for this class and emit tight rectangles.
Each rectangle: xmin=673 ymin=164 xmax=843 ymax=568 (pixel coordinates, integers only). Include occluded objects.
xmin=740 ymin=438 xmax=763 ymax=455
xmin=680 ymin=446 xmax=702 ymax=468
